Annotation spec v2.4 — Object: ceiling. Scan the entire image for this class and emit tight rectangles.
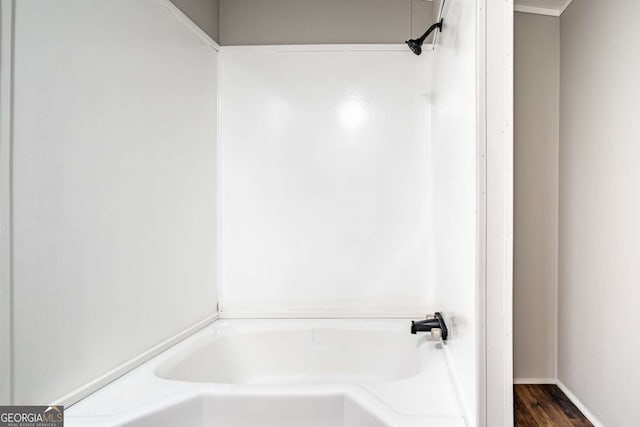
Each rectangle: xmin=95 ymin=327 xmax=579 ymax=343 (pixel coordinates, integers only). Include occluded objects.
xmin=514 ymin=0 xmax=574 ymax=16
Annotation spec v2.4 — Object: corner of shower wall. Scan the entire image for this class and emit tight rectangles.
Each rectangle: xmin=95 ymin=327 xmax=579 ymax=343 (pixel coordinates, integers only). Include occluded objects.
xmin=429 ymin=0 xmax=479 ymax=424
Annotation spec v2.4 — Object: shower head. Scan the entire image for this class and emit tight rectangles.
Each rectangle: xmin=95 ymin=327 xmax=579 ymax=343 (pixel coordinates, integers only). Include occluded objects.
xmin=405 ymin=18 xmax=443 ymax=56
xmin=406 ymin=39 xmax=423 ymax=56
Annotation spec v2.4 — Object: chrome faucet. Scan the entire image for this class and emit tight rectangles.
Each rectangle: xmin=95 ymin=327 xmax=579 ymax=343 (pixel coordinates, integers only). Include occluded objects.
xmin=411 ymin=312 xmax=448 ymax=340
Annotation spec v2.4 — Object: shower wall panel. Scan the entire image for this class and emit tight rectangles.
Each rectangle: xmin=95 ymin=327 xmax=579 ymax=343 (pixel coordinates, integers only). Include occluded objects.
xmin=11 ymin=0 xmax=218 ymax=404
xmin=220 ymin=47 xmax=433 ymax=316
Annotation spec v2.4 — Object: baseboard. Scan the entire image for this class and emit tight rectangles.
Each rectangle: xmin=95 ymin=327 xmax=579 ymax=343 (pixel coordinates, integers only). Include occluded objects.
xmin=442 ymin=344 xmax=473 ymax=427
xmin=513 ymin=377 xmax=556 ymax=384
xmin=53 ymin=313 xmax=219 ymax=408
xmin=556 ymin=381 xmax=605 ymax=427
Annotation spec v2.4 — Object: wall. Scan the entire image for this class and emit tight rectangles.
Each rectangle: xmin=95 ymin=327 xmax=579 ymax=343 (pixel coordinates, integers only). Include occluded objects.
xmin=219 ymin=0 xmax=435 ymax=45
xmin=559 ymin=1 xmax=640 ymax=425
xmin=513 ymin=12 xmax=559 ymax=381
xmin=11 ymin=0 xmax=218 ymax=404
xmin=0 ymin=0 xmax=12 ymax=406
xmin=429 ymin=0 xmax=477 ymax=423
xmin=170 ymin=0 xmax=219 ymax=42
xmin=220 ymin=47 xmax=433 ymax=316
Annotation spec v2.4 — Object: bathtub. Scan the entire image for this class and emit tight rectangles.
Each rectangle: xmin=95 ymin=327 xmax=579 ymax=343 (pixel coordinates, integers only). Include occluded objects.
xmin=156 ymin=328 xmax=422 ymax=384
xmin=65 ymin=319 xmax=465 ymax=427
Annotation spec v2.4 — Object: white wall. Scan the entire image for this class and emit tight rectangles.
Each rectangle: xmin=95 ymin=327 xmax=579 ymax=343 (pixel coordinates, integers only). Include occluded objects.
xmin=559 ymin=1 xmax=640 ymax=425
xmin=11 ymin=0 xmax=218 ymax=404
xmin=219 ymin=0 xmax=436 ymax=45
xmin=430 ymin=0 xmax=478 ymax=423
xmin=513 ymin=12 xmax=559 ymax=381
xmin=220 ymin=46 xmax=433 ymax=316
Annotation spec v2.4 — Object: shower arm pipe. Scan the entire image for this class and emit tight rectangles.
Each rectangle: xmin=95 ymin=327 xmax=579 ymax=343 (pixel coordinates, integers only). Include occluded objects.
xmin=416 ymin=18 xmax=444 ymax=45
xmin=405 ymin=18 xmax=443 ymax=55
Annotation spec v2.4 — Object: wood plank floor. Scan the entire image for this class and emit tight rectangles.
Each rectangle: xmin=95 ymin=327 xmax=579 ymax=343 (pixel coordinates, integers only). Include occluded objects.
xmin=514 ymin=384 xmax=593 ymax=427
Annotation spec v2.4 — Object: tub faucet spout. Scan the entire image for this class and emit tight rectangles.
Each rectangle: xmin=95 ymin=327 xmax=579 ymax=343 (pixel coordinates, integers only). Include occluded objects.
xmin=411 ymin=312 xmax=448 ymax=340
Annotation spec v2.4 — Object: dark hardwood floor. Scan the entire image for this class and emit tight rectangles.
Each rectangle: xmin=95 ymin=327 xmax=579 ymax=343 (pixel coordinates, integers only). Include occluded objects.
xmin=514 ymin=384 xmax=593 ymax=427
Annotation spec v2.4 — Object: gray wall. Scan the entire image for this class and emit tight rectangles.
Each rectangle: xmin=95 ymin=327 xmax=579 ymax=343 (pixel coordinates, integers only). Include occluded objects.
xmin=559 ymin=1 xmax=640 ymax=425
xmin=171 ymin=0 xmax=219 ymax=42
xmin=170 ymin=0 xmax=436 ymax=46
xmin=0 ymin=0 xmax=12 ymax=406
xmin=513 ymin=12 xmax=559 ymax=381
xmin=219 ymin=0 xmax=435 ymax=45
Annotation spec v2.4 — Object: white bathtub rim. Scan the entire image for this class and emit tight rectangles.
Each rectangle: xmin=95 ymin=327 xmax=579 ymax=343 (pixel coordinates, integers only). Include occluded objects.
xmin=75 ymin=388 xmax=401 ymax=427
xmin=66 ymin=387 xmax=457 ymax=427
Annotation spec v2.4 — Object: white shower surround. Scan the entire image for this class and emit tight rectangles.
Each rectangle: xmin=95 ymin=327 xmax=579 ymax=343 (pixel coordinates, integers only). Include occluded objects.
xmin=56 ymin=42 xmax=473 ymax=426
xmin=65 ymin=319 xmax=466 ymax=427
xmin=219 ymin=45 xmax=435 ymax=318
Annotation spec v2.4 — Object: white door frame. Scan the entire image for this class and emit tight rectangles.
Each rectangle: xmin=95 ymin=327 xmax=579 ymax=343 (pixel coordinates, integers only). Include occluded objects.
xmin=478 ymin=0 xmax=514 ymax=426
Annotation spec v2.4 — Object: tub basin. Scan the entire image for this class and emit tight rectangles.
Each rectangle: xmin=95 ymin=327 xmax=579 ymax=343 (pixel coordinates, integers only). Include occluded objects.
xmin=156 ymin=328 xmax=422 ymax=384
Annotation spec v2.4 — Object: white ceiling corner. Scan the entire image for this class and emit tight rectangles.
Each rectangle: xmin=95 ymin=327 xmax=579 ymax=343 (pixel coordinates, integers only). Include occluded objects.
xmin=514 ymin=0 xmax=574 ymax=16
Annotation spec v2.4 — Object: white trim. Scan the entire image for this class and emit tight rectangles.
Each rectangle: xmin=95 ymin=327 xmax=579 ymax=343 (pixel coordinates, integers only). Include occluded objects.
xmin=219 ymin=44 xmax=434 ymax=54
xmin=514 ymin=5 xmax=561 ymax=17
xmin=552 ymin=13 xmax=560 ymax=381
xmin=513 ymin=378 xmax=556 ymax=384
xmin=160 ymin=0 xmax=220 ymax=51
xmin=514 ymin=1 xmax=574 ymax=17
xmin=443 ymin=344 xmax=472 ymax=426
xmin=53 ymin=313 xmax=219 ymax=408
xmin=476 ymin=0 xmax=488 ymax=424
xmin=220 ymin=310 xmax=426 ymax=319
xmin=557 ymin=381 xmax=605 ymax=427
xmin=501 ymin=0 xmax=515 ymax=421
xmin=0 ymin=0 xmax=14 ymax=406
xmin=216 ymin=42 xmax=224 ymax=314
xmin=483 ymin=0 xmax=514 ymax=426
